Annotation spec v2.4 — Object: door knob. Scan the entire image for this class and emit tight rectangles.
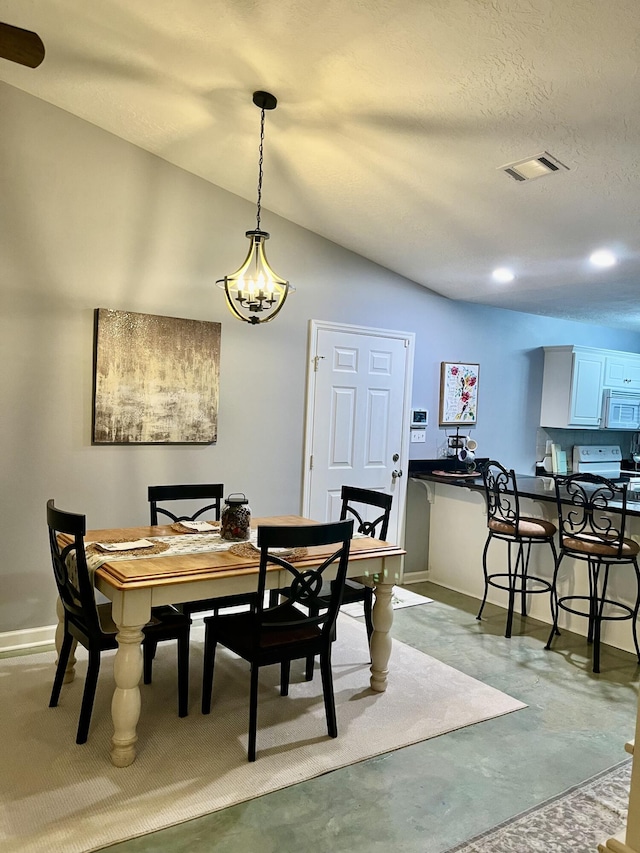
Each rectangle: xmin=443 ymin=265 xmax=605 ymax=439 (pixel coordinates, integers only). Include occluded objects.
xmin=392 ymin=469 xmax=403 ymax=480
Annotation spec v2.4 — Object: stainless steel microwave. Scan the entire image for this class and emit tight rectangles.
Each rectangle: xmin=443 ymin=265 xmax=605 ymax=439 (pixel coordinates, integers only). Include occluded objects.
xmin=602 ymin=389 xmax=640 ymax=429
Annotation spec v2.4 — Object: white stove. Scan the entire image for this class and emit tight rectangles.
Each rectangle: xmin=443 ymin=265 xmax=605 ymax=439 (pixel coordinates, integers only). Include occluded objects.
xmin=572 ymin=445 xmax=622 ymax=478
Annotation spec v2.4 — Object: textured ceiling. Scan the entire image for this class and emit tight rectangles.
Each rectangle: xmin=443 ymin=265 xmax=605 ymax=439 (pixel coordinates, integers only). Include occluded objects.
xmin=2 ymin=0 xmax=640 ymax=330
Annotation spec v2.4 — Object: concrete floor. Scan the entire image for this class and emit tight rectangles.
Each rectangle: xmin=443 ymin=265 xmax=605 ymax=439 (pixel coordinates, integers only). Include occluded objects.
xmin=55 ymin=583 xmax=640 ymax=851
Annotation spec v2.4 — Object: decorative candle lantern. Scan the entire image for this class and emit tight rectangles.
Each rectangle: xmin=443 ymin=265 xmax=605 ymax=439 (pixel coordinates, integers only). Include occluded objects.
xmin=220 ymin=493 xmax=251 ymax=541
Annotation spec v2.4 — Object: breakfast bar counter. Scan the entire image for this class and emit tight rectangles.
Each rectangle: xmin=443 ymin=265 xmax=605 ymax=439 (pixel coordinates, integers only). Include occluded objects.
xmin=409 ymin=464 xmax=640 ymax=654
xmin=410 ymin=464 xmax=640 ymax=515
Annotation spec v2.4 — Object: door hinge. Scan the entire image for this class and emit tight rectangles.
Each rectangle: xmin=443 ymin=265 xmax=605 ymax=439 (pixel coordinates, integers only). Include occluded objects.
xmin=309 ymin=454 xmax=314 ymax=470
xmin=313 ymin=355 xmax=325 ymax=372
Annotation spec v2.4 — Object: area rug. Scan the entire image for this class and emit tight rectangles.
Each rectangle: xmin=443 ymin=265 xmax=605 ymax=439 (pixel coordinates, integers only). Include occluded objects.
xmin=340 ymin=585 xmax=433 ymax=618
xmin=0 ymin=616 xmax=524 ymax=853
xmin=446 ymin=759 xmax=631 ymax=853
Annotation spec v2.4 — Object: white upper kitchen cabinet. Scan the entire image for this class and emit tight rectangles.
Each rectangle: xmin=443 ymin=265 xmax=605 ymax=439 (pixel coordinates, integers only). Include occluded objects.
xmin=540 ymin=346 xmax=606 ymax=428
xmin=604 ymin=353 xmax=640 ymax=391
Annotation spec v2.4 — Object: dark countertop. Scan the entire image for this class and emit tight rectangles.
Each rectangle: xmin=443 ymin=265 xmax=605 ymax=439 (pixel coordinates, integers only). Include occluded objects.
xmin=408 ymin=460 xmax=640 ymax=516
xmin=411 ymin=469 xmax=547 ymax=500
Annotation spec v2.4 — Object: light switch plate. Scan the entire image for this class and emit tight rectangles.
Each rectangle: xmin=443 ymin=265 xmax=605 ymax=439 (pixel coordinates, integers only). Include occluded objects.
xmin=410 ymin=429 xmax=426 ymax=443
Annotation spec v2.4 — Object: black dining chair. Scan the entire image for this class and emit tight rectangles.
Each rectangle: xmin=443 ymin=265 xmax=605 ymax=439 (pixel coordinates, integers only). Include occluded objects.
xmin=335 ymin=486 xmax=393 ymax=639
xmin=47 ymin=499 xmax=190 ymax=744
xmin=269 ymin=486 xmax=392 ymax=639
xmin=201 ymin=519 xmax=354 ymax=762
xmin=148 ymin=483 xmax=254 ymax=618
xmin=148 ymin=483 xmax=224 ymax=526
xmin=545 ymin=473 xmax=640 ymax=673
xmin=477 ymin=461 xmax=558 ymax=638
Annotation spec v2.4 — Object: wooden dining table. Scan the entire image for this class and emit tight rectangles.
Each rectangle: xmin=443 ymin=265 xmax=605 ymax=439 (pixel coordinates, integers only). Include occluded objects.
xmin=57 ymin=514 xmax=405 ymax=766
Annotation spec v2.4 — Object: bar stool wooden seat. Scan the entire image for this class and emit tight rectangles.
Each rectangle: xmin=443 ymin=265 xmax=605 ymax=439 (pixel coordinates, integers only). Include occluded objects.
xmin=545 ymin=473 xmax=640 ymax=673
xmin=477 ymin=461 xmax=558 ymax=638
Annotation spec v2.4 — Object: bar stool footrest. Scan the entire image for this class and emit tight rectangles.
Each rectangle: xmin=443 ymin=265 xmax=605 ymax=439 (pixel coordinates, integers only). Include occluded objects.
xmin=557 ymin=595 xmax=636 ymax=622
xmin=486 ymin=574 xmax=554 ymax=595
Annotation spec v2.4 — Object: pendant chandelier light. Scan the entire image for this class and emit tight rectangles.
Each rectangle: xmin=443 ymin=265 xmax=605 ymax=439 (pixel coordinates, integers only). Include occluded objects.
xmin=216 ymin=91 xmax=294 ymax=325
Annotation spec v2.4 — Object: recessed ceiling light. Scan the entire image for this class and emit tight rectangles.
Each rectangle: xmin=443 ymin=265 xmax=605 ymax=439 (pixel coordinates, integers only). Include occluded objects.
xmin=492 ymin=267 xmax=515 ymax=283
xmin=589 ymin=249 xmax=617 ymax=268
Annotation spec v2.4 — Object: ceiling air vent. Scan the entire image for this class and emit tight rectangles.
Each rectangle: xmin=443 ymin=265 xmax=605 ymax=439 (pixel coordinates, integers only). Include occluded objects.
xmin=499 ymin=152 xmax=569 ymax=182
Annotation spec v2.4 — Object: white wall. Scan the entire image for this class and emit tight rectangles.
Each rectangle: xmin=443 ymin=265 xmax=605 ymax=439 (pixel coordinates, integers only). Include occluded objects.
xmin=3 ymin=82 xmax=640 ymax=633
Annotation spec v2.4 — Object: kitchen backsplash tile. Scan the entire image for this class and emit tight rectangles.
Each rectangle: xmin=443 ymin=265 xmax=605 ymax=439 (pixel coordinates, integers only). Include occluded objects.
xmin=536 ymin=427 xmax=639 ymax=471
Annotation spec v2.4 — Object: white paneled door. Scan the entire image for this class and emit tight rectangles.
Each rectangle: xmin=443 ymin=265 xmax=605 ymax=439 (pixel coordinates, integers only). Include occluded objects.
xmin=302 ymin=321 xmax=414 ymax=546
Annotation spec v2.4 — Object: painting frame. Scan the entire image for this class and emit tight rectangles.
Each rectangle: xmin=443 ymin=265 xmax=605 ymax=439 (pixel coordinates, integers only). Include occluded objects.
xmin=92 ymin=308 xmax=221 ymax=445
xmin=439 ymin=362 xmax=479 ymax=426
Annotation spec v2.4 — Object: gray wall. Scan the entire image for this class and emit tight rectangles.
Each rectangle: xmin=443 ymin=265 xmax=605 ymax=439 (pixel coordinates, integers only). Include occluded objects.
xmin=3 ymin=82 xmax=640 ymax=634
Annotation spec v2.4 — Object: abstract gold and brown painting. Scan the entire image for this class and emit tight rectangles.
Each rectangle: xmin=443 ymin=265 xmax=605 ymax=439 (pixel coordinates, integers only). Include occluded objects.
xmin=92 ymin=309 xmax=221 ymax=444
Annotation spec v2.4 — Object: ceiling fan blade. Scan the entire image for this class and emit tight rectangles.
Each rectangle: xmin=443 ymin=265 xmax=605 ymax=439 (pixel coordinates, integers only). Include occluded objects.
xmin=0 ymin=22 xmax=45 ymax=68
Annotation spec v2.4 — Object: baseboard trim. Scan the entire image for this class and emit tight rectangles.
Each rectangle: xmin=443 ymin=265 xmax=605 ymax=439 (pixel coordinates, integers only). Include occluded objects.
xmin=0 ymin=624 xmax=57 ymax=653
xmin=0 ymin=614 xmax=211 ymax=655
xmin=402 ymin=571 xmax=430 ymax=584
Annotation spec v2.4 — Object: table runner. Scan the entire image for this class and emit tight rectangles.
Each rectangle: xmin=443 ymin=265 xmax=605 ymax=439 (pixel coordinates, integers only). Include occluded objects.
xmin=72 ymin=529 xmax=366 ymax=583
xmin=64 ymin=531 xmax=262 ymax=583
xmin=87 ymin=529 xmax=260 ymax=564
xmin=86 ymin=529 xmax=367 ymax=566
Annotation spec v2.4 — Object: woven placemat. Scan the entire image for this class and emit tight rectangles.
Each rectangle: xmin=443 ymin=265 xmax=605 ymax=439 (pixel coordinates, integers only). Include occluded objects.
xmin=228 ymin=542 xmax=308 ymax=561
xmin=87 ymin=540 xmax=170 ymax=557
xmin=170 ymin=522 xmax=220 ymax=534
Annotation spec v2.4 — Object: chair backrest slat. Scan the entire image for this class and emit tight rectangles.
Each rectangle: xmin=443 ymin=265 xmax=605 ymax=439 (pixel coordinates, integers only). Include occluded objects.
xmin=339 ymin=485 xmax=392 ymax=540
xmin=255 ymin=520 xmax=354 ymax=637
xmin=482 ymin=461 xmax=521 ymax=530
xmin=148 ymin=483 xmax=224 ymax=525
xmin=47 ymin=499 xmax=102 ymax=636
xmin=555 ymin=473 xmax=628 ymax=558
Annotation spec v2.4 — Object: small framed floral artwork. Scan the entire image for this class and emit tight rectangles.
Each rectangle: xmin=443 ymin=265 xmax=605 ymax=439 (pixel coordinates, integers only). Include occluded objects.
xmin=439 ymin=362 xmax=479 ymax=425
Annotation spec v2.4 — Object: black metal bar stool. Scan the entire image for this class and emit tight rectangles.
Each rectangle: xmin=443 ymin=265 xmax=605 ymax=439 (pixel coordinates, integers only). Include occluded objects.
xmin=545 ymin=473 xmax=640 ymax=673
xmin=477 ymin=461 xmax=558 ymax=638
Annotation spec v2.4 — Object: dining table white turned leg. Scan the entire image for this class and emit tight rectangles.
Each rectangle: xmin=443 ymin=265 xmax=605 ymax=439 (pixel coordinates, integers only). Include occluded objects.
xmin=110 ymin=624 xmax=144 ymax=767
xmin=55 ymin=597 xmax=77 ymax=684
xmin=369 ymin=581 xmax=394 ymax=692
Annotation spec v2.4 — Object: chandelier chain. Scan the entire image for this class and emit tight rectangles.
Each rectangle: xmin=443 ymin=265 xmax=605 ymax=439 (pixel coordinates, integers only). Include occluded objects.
xmin=256 ymin=108 xmax=265 ymax=231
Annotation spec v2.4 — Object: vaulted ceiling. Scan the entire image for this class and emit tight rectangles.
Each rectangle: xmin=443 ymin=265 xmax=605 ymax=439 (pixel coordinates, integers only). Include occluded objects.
xmin=2 ymin=1 xmax=640 ymax=330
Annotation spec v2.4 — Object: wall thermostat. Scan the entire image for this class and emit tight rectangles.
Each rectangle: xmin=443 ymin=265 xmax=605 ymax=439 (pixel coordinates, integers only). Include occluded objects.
xmin=411 ymin=408 xmax=428 ymax=428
